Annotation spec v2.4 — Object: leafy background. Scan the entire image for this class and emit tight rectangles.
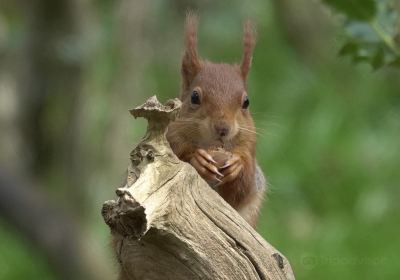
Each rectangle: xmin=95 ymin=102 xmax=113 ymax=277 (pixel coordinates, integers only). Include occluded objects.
xmin=0 ymin=0 xmax=399 ymax=279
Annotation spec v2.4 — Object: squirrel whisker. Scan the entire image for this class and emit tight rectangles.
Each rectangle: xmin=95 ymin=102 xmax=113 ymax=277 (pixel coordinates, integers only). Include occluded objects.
xmin=238 ymin=126 xmax=261 ymax=136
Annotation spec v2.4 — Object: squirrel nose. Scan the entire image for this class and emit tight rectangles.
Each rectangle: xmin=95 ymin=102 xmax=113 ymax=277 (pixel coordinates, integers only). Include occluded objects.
xmin=214 ymin=122 xmax=230 ymax=138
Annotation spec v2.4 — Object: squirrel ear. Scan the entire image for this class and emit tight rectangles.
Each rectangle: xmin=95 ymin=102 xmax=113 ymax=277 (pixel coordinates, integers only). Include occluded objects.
xmin=240 ymin=20 xmax=257 ymax=81
xmin=182 ymin=11 xmax=201 ymax=89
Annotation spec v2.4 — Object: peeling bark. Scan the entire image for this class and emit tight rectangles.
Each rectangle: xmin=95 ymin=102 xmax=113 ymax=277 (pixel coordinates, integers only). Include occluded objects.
xmin=102 ymin=96 xmax=295 ymax=280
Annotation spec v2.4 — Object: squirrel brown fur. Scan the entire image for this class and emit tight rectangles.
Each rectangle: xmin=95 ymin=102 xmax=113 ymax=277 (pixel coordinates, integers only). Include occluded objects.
xmin=167 ymin=13 xmax=266 ymax=228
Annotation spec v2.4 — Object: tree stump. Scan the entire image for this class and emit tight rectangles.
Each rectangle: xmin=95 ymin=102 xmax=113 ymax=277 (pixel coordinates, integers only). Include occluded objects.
xmin=101 ymin=96 xmax=295 ymax=280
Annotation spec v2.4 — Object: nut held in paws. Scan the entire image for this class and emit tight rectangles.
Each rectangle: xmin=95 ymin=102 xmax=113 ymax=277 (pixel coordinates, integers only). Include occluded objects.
xmin=208 ymin=148 xmax=232 ymax=169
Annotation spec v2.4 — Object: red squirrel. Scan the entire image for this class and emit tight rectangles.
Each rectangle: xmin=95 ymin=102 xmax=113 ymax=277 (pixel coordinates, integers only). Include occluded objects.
xmin=167 ymin=13 xmax=266 ymax=228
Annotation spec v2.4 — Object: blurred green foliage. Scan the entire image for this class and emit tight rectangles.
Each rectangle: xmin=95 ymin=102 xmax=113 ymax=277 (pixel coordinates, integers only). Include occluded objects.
xmin=323 ymin=0 xmax=377 ymax=20
xmin=324 ymin=0 xmax=400 ymax=69
xmin=0 ymin=220 xmax=55 ymax=279
xmin=0 ymin=0 xmax=399 ymax=279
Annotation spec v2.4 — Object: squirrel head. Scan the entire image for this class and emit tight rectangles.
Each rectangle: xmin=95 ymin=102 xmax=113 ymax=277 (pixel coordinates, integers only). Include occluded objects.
xmin=178 ymin=12 xmax=257 ymax=148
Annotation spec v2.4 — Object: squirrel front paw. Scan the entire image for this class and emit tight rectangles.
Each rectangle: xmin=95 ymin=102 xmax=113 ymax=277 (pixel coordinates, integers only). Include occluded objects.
xmin=190 ymin=149 xmax=224 ymax=185
xmin=219 ymin=153 xmax=243 ymax=185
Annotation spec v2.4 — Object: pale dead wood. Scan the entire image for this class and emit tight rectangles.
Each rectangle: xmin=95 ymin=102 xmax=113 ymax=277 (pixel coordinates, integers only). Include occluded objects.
xmin=101 ymin=96 xmax=295 ymax=280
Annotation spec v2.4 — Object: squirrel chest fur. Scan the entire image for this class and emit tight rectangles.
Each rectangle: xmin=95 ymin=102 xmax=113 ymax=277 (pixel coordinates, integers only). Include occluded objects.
xmin=166 ymin=13 xmax=266 ymax=228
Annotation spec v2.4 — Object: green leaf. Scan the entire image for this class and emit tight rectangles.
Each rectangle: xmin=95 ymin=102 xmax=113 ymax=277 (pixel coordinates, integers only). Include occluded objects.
xmin=338 ymin=40 xmax=390 ymax=70
xmin=345 ymin=22 xmax=379 ymax=42
xmin=323 ymin=0 xmax=377 ymax=21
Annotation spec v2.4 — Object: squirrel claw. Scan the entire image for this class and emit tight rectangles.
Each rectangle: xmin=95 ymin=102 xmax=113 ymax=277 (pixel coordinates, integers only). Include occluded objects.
xmin=190 ymin=149 xmax=224 ymax=185
xmin=219 ymin=154 xmax=243 ymax=185
xmin=197 ymin=149 xmax=218 ymax=164
xmin=214 ymin=177 xmax=223 ymax=183
xmin=193 ymin=149 xmax=223 ymax=176
xmin=220 ymin=154 xmax=241 ymax=170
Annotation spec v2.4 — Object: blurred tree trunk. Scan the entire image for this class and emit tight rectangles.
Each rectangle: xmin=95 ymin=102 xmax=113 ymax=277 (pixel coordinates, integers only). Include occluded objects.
xmin=273 ymin=0 xmax=334 ymax=62
xmin=2 ymin=1 xmax=115 ymax=278
xmin=19 ymin=0 xmax=87 ymax=211
xmin=103 ymin=0 xmax=155 ymax=170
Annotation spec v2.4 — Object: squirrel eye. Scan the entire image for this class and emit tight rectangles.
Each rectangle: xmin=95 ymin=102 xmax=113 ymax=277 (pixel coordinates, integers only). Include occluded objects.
xmin=191 ymin=90 xmax=201 ymax=105
xmin=242 ymin=96 xmax=250 ymax=109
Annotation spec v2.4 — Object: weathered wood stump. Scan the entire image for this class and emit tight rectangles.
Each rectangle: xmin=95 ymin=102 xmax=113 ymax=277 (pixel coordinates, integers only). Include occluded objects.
xmin=101 ymin=96 xmax=295 ymax=280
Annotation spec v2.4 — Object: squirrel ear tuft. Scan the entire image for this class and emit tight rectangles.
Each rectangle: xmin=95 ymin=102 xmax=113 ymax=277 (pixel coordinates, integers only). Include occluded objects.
xmin=240 ymin=20 xmax=257 ymax=81
xmin=182 ymin=11 xmax=201 ymax=89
